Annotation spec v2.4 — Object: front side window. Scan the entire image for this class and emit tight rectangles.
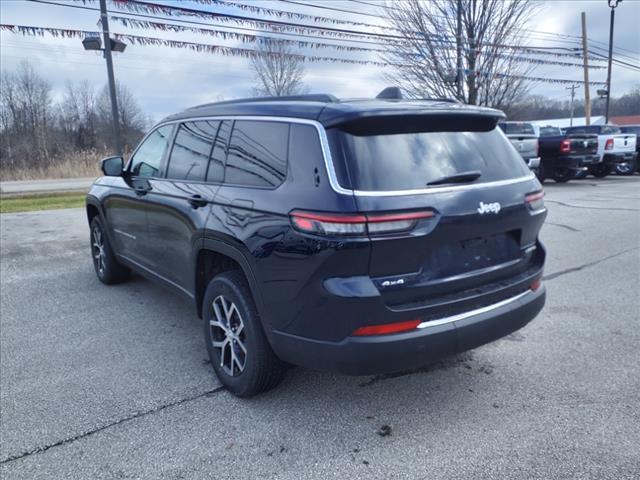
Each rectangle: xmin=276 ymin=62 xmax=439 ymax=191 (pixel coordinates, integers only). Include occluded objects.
xmin=166 ymin=121 xmax=219 ymax=181
xmin=129 ymin=125 xmax=173 ymax=178
xmin=225 ymin=121 xmax=289 ymax=188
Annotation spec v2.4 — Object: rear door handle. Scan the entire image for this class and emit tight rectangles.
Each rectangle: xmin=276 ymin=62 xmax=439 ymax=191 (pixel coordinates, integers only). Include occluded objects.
xmin=188 ymin=194 xmax=208 ymax=209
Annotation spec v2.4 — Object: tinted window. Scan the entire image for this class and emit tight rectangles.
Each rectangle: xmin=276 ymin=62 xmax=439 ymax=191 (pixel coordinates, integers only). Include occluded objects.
xmin=207 ymin=120 xmax=231 ymax=183
xmin=334 ymin=126 xmax=530 ymax=192
xmin=566 ymin=126 xmax=600 ymax=134
xmin=621 ymin=126 xmax=640 ymax=135
xmin=602 ymin=125 xmax=621 ymax=134
xmin=166 ymin=121 xmax=219 ymax=181
xmin=499 ymin=122 xmax=535 ymax=135
xmin=539 ymin=126 xmax=562 ymax=137
xmin=225 ymin=121 xmax=289 ymax=187
xmin=130 ymin=125 xmax=173 ymax=177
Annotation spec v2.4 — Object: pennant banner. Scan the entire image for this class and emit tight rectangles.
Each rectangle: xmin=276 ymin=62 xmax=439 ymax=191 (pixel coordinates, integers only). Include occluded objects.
xmin=0 ymin=24 xmax=390 ymax=67
xmin=0 ymin=24 xmax=608 ymax=85
xmin=110 ymin=16 xmax=387 ymax=54
xmin=191 ymin=0 xmax=387 ymax=30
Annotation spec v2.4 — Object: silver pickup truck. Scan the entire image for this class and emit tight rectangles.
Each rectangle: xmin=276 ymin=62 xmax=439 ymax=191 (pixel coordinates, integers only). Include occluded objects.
xmin=498 ymin=122 xmax=540 ymax=174
xmin=565 ymin=124 xmax=637 ymax=178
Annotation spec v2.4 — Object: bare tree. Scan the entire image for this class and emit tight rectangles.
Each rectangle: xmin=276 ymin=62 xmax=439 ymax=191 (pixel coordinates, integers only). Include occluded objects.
xmin=0 ymin=61 xmax=53 ymax=170
xmin=60 ymin=80 xmax=99 ymax=151
xmin=250 ymin=40 xmax=308 ymax=97
xmin=383 ymin=0 xmax=538 ymax=108
xmin=97 ymin=81 xmax=147 ymax=152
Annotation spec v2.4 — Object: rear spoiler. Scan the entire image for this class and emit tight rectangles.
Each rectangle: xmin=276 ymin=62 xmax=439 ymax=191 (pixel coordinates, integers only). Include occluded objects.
xmin=326 ymin=110 xmax=506 ymax=135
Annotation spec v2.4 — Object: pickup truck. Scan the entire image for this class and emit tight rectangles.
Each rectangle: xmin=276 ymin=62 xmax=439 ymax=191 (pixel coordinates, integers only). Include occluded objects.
xmin=564 ymin=124 xmax=637 ymax=178
xmin=498 ymin=122 xmax=540 ymax=174
xmin=536 ymin=125 xmax=599 ymax=183
xmin=618 ymin=125 xmax=640 ymax=174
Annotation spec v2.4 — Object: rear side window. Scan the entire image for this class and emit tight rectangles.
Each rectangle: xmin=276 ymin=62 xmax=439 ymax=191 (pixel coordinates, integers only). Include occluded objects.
xmin=330 ymin=120 xmax=530 ymax=192
xmin=225 ymin=121 xmax=289 ymax=188
xmin=499 ymin=123 xmax=535 ymax=135
xmin=166 ymin=121 xmax=219 ymax=181
xmin=129 ymin=125 xmax=173 ymax=178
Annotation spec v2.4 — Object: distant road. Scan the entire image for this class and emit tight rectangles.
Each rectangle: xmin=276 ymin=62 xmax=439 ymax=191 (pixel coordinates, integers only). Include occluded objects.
xmin=0 ymin=177 xmax=95 ymax=195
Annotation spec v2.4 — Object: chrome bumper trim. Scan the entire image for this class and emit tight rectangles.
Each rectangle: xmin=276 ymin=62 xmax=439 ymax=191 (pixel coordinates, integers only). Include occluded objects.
xmin=417 ymin=289 xmax=534 ymax=329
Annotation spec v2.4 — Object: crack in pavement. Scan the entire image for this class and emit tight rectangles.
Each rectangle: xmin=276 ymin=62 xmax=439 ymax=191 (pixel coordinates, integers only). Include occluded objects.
xmin=545 ymin=222 xmax=581 ymax=232
xmin=543 ymin=246 xmax=640 ymax=281
xmin=0 ymin=386 xmax=225 ymax=465
xmin=545 ymin=199 xmax=640 ymax=212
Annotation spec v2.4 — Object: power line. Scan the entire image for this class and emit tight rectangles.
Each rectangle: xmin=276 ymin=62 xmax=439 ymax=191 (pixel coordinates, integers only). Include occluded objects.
xmin=25 ymin=0 xmax=611 ymax=62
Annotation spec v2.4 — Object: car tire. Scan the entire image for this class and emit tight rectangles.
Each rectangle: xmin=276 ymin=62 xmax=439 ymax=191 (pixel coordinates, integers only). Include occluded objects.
xmin=552 ymin=168 xmax=573 ymax=183
xmin=615 ymin=158 xmax=637 ymax=175
xmin=590 ymin=164 xmax=611 ymax=178
xmin=90 ymin=216 xmax=130 ymax=284
xmin=203 ymin=270 xmax=286 ymax=397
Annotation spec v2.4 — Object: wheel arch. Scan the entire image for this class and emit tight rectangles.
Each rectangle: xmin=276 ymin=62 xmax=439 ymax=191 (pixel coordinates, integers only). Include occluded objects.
xmin=193 ymin=239 xmax=265 ymax=324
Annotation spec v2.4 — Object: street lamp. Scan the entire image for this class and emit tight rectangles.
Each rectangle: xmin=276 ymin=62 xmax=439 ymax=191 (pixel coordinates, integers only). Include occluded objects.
xmin=81 ymin=0 xmax=126 ymax=156
xmin=604 ymin=0 xmax=622 ymax=124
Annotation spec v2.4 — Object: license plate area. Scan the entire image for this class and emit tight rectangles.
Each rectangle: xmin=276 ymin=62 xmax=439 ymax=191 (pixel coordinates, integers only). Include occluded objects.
xmin=427 ymin=231 xmax=521 ymax=280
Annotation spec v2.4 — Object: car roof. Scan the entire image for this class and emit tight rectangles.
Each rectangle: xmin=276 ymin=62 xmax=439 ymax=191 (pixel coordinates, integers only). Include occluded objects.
xmin=159 ymin=94 xmax=505 ymax=128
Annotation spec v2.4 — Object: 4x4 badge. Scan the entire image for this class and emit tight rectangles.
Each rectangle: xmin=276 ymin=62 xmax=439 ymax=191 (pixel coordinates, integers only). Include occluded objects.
xmin=477 ymin=201 xmax=501 ymax=214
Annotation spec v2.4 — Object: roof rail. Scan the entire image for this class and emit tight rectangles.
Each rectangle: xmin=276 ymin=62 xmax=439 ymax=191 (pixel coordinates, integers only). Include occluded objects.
xmin=189 ymin=93 xmax=339 ymax=110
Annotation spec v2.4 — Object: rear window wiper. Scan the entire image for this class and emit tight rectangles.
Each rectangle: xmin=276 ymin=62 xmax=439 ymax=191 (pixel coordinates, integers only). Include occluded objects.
xmin=426 ymin=170 xmax=482 ymax=186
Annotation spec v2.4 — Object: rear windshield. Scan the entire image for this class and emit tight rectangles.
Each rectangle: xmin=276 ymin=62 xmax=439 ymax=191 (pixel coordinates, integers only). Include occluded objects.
xmin=621 ymin=126 xmax=640 ymax=134
xmin=499 ymin=122 xmax=535 ymax=135
xmin=539 ymin=126 xmax=562 ymax=137
xmin=329 ymin=121 xmax=530 ymax=192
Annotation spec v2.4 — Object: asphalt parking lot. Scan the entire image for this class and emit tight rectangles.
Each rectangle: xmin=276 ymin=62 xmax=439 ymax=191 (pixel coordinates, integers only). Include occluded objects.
xmin=1 ymin=176 xmax=639 ymax=480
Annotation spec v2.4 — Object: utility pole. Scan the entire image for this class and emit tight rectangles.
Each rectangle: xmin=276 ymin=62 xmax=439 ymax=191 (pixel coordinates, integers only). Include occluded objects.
xmin=604 ymin=0 xmax=621 ymax=124
xmin=456 ymin=0 xmax=463 ymax=101
xmin=581 ymin=12 xmax=591 ymax=125
xmin=566 ymin=85 xmax=576 ymax=127
xmin=100 ymin=0 xmax=122 ymax=155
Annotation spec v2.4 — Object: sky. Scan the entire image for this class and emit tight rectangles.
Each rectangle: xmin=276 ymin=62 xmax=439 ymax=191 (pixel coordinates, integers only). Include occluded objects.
xmin=1 ymin=0 xmax=639 ymax=123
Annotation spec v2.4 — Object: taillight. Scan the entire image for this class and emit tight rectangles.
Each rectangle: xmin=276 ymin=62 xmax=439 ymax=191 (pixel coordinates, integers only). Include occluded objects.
xmin=352 ymin=319 xmax=421 ymax=336
xmin=560 ymin=139 xmax=571 ymax=153
xmin=525 ymin=190 xmax=545 ymax=210
xmin=605 ymin=138 xmax=614 ymax=150
xmin=290 ymin=210 xmax=434 ymax=236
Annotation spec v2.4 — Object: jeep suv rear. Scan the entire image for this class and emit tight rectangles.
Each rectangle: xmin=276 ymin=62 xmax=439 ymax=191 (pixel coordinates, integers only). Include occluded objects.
xmin=87 ymin=91 xmax=547 ymax=397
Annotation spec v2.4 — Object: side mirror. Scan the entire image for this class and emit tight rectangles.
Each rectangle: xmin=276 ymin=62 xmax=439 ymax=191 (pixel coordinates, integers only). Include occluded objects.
xmin=100 ymin=156 xmax=124 ymax=176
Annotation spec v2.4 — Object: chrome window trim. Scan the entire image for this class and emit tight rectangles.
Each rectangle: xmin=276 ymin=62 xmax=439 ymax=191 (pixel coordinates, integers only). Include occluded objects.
xmin=417 ymin=289 xmax=533 ymax=329
xmin=139 ymin=115 xmax=535 ymax=197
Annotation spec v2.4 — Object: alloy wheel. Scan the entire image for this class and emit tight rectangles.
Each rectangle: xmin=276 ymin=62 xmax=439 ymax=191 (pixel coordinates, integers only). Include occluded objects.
xmin=92 ymin=226 xmax=106 ymax=276
xmin=209 ymin=295 xmax=247 ymax=376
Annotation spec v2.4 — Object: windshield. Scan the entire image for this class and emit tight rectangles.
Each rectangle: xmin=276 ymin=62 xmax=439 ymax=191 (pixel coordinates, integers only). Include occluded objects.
xmin=330 ymin=126 xmax=530 ymax=192
xmin=499 ymin=123 xmax=535 ymax=135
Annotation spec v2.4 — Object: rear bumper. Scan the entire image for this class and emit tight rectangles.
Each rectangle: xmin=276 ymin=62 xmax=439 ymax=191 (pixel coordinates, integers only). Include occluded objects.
xmin=526 ymin=157 xmax=541 ymax=169
xmin=271 ymin=285 xmax=546 ymax=375
xmin=603 ymin=152 xmax=638 ymax=165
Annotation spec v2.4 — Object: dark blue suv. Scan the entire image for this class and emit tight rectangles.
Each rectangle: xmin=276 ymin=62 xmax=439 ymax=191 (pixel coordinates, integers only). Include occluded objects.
xmin=87 ymin=91 xmax=547 ymax=396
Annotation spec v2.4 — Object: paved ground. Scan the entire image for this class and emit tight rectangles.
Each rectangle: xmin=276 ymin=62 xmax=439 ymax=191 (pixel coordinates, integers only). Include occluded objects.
xmin=0 ymin=177 xmax=95 ymax=195
xmin=1 ymin=177 xmax=639 ymax=479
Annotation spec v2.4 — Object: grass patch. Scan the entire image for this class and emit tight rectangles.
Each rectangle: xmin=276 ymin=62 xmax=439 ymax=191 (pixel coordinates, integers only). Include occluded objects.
xmin=0 ymin=192 xmax=86 ymax=214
